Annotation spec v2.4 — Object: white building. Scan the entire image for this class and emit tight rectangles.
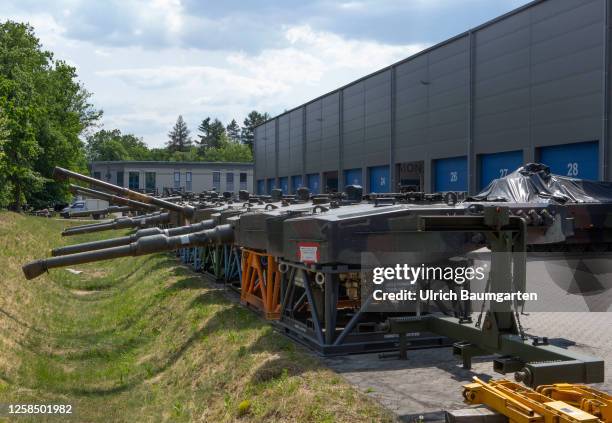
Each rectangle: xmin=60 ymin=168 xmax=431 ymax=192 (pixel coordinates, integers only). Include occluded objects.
xmin=89 ymin=161 xmax=254 ymax=195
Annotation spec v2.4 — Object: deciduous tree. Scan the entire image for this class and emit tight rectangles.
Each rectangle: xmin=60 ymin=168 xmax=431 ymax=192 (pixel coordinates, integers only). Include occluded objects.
xmin=0 ymin=21 xmax=100 ymax=210
xmin=86 ymin=129 xmax=150 ymax=162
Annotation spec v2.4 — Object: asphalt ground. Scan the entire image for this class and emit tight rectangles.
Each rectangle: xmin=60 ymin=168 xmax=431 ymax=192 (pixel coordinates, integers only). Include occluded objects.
xmin=325 ymin=312 xmax=612 ymax=421
xmin=325 ymin=252 xmax=612 ymax=422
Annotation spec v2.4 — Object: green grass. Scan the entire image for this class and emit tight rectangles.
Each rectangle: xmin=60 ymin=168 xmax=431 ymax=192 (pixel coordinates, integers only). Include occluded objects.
xmin=0 ymin=212 xmax=394 ymax=422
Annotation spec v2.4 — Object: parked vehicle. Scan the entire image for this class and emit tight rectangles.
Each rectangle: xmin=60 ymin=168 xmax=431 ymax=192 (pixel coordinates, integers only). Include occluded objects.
xmin=60 ymin=199 xmax=109 ymax=219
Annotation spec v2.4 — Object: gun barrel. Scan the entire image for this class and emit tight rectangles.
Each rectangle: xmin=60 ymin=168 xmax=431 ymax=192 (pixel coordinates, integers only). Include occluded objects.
xmin=56 ymin=167 xmax=194 ymax=218
xmin=61 ymin=212 xmax=171 ymax=236
xmin=60 ymin=212 xmax=161 ymax=233
xmin=70 ymin=185 xmax=157 ymax=212
xmin=53 ymin=234 xmax=134 ymax=255
xmin=23 ymin=224 xmax=233 ymax=280
xmin=62 ymin=213 xmax=170 ymax=236
xmin=52 ymin=219 xmax=216 ymax=256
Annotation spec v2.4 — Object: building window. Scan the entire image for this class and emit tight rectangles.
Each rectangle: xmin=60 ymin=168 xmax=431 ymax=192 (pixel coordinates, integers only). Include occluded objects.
xmin=128 ymin=172 xmax=140 ymax=191
xmin=212 ymin=171 xmax=221 ymax=191
xmin=240 ymin=172 xmax=247 ymax=190
xmin=186 ymin=172 xmax=192 ymax=192
xmin=93 ymin=171 xmax=101 ymax=180
xmin=145 ymin=172 xmax=156 ymax=194
xmin=174 ymin=172 xmax=180 ymax=189
xmin=116 ymin=171 xmax=124 ymax=187
xmin=226 ymin=172 xmax=234 ymax=192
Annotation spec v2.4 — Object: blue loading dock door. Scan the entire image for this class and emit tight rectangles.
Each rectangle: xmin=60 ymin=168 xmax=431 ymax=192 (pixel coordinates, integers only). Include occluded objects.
xmin=291 ymin=175 xmax=303 ymax=193
xmin=539 ymin=141 xmax=598 ymax=180
xmin=257 ymin=180 xmax=265 ymax=195
xmin=266 ymin=179 xmax=275 ymax=194
xmin=480 ymin=150 xmax=523 ymax=189
xmin=344 ymin=168 xmax=362 ymax=187
xmin=307 ymin=173 xmax=320 ymax=195
xmin=279 ymin=177 xmax=288 ymax=195
xmin=434 ymin=156 xmax=467 ymax=192
xmin=368 ymin=166 xmax=389 ymax=193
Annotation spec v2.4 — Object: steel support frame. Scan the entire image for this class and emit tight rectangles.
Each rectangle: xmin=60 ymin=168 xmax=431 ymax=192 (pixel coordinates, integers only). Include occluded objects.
xmin=275 ymin=260 xmax=450 ymax=356
xmin=198 ymin=244 xmax=224 ymax=281
xmin=240 ymin=249 xmax=282 ymax=320
xmin=224 ymin=245 xmax=242 ymax=287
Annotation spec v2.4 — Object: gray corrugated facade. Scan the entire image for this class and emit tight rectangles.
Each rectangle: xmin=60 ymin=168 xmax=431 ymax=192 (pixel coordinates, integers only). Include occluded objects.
xmin=254 ymin=0 xmax=612 ymax=194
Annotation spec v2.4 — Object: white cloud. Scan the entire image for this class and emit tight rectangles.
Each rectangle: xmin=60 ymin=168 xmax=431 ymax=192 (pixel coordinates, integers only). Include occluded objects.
xmin=1 ymin=5 xmax=428 ymax=148
xmin=86 ymin=24 xmax=425 ymax=146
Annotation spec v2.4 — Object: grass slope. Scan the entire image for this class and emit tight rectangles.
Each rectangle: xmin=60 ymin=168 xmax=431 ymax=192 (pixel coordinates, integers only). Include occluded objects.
xmin=0 ymin=212 xmax=393 ymax=422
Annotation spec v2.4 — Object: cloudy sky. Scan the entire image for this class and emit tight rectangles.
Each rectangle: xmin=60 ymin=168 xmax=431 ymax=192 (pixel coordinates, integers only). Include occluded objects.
xmin=2 ymin=0 xmax=529 ymax=147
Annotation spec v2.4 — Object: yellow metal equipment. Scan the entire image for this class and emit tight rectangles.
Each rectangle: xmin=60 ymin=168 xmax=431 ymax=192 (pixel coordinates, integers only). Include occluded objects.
xmin=463 ymin=377 xmax=612 ymax=422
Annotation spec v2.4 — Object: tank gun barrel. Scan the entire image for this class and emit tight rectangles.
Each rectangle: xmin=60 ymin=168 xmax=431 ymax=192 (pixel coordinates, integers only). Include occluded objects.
xmin=52 ymin=219 xmax=216 ymax=256
xmin=70 ymin=185 xmax=158 ymax=212
xmin=23 ymin=224 xmax=234 ymax=280
xmin=55 ymin=167 xmax=194 ymax=219
xmin=62 ymin=210 xmax=162 ymax=232
xmin=61 ymin=212 xmax=171 ymax=236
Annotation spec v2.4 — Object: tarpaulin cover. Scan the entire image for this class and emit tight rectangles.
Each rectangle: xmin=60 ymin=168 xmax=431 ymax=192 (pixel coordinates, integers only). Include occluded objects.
xmin=470 ymin=163 xmax=612 ymax=204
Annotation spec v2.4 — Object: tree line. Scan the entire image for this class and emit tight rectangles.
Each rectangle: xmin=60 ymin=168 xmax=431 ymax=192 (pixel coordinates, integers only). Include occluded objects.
xmin=0 ymin=20 xmax=269 ymax=210
xmin=87 ymin=111 xmax=269 ymax=163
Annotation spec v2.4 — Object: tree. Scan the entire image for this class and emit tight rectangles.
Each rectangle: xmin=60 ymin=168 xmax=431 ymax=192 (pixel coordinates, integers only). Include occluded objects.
xmin=209 ymin=119 xmax=226 ymax=148
xmin=86 ymin=129 xmax=150 ymax=162
xmin=196 ymin=117 xmax=226 ymax=152
xmin=167 ymin=115 xmax=192 ymax=153
xmin=226 ymin=119 xmax=240 ymax=142
xmin=0 ymin=21 xmax=100 ymax=210
xmin=200 ymin=135 xmax=253 ymax=162
xmin=196 ymin=117 xmax=211 ymax=147
xmin=241 ymin=110 xmax=270 ymax=151
xmin=0 ymin=107 xmax=11 ymax=207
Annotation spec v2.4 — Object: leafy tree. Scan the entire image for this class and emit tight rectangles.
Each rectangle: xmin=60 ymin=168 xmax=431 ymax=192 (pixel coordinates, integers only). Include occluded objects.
xmin=200 ymin=134 xmax=253 ymax=162
xmin=226 ymin=119 xmax=240 ymax=142
xmin=241 ymin=110 xmax=270 ymax=151
xmin=86 ymin=129 xmax=150 ymax=161
xmin=168 ymin=147 xmax=199 ymax=162
xmin=148 ymin=147 xmax=170 ymax=161
xmin=167 ymin=115 xmax=192 ymax=153
xmin=0 ymin=21 xmax=100 ymax=210
xmin=0 ymin=106 xmax=11 ymax=207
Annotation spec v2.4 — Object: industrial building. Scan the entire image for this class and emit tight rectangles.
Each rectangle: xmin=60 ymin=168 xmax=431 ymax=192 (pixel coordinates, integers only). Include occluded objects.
xmin=89 ymin=161 xmax=253 ymax=195
xmin=254 ymin=0 xmax=610 ymax=195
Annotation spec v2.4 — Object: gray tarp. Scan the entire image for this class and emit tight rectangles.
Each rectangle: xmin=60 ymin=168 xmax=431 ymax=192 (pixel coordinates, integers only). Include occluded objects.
xmin=470 ymin=163 xmax=612 ymax=204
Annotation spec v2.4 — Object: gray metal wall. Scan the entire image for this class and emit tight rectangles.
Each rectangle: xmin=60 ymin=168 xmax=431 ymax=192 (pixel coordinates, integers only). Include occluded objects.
xmin=254 ymin=0 xmax=609 ymax=193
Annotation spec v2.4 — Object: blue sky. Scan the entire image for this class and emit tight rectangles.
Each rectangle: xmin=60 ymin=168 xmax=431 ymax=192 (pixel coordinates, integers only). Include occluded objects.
xmin=2 ymin=0 xmax=530 ymax=147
